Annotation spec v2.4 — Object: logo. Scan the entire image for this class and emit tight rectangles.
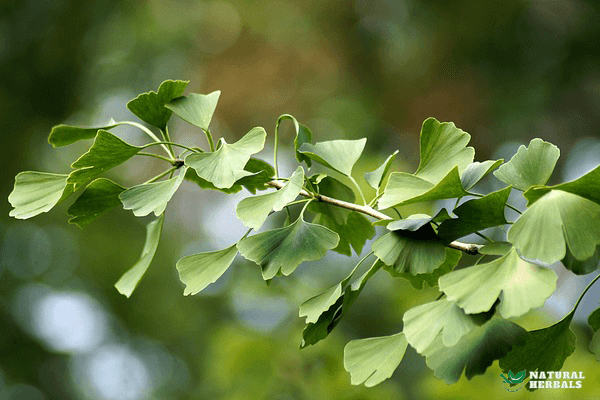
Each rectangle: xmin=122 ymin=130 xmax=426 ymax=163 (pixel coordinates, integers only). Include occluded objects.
xmin=500 ymin=370 xmax=526 ymax=392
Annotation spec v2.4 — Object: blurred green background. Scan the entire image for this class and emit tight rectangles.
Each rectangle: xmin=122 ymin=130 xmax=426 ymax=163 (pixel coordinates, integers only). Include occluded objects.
xmin=1 ymin=0 xmax=600 ymax=398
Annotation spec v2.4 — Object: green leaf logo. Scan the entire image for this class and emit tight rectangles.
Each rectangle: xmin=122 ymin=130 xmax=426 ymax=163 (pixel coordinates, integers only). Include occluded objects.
xmin=500 ymin=369 xmax=526 ymax=392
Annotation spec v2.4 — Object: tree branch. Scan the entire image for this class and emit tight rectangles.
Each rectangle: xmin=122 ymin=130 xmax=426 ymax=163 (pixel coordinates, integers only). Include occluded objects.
xmin=267 ymin=180 xmax=483 ymax=255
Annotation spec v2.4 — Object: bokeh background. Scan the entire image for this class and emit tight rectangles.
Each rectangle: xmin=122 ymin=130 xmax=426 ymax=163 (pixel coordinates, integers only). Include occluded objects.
xmin=1 ymin=0 xmax=600 ymax=399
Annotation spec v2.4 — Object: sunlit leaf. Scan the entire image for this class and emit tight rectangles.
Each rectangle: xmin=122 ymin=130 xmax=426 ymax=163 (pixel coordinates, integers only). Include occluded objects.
xmin=165 ymin=90 xmax=220 ymax=131
xmin=439 ymin=249 xmax=557 ymax=318
xmin=67 ymin=178 xmax=125 ymax=228
xmin=8 ymin=172 xmax=73 ymax=219
xmin=393 ymin=248 xmax=461 ymax=289
xmin=437 ymin=187 xmax=510 ymax=241
xmin=493 ymin=138 xmax=560 ymax=191
xmin=236 ymin=166 xmax=304 ymax=230
xmin=364 ymin=150 xmax=399 ymax=190
xmin=185 ymin=127 xmax=266 ymax=189
xmin=120 ymin=168 xmax=186 ymax=217
xmin=237 ymin=213 xmax=339 ymax=280
xmin=68 ymin=130 xmax=141 ymax=188
xmin=500 ymin=311 xmax=576 ymax=390
xmin=423 ymin=317 xmax=528 ymax=384
xmin=185 ymin=158 xmax=274 ymax=195
xmin=524 ymin=164 xmax=600 ymax=205
xmin=115 ymin=214 xmax=164 ymax=297
xmin=176 ymin=244 xmax=238 ymax=295
xmin=414 ymin=118 xmax=474 ymax=183
xmin=127 ymin=80 xmax=189 ymax=130
xmin=508 ymin=190 xmax=600 ymax=263
xmin=403 ymin=298 xmax=483 ymax=353
xmin=48 ymin=122 xmax=119 ymax=147
xmin=378 ymin=167 xmax=468 ymax=209
xmin=299 ymin=138 xmax=367 ymax=176
xmin=344 ymin=333 xmax=408 ymax=387
xmin=460 ymin=159 xmax=503 ymax=190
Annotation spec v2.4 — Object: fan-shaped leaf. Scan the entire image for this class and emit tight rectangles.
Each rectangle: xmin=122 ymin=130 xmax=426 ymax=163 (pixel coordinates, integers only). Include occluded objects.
xmin=364 ymin=150 xmax=399 ymax=190
xmin=8 ymin=172 xmax=73 ymax=219
xmin=493 ymin=139 xmax=559 ymax=191
xmin=115 ymin=214 xmax=164 ymax=297
xmin=344 ymin=333 xmax=408 ymax=387
xmin=524 ymin=164 xmax=600 ymax=205
xmin=185 ymin=127 xmax=266 ymax=189
xmin=67 ymin=178 xmax=125 ymax=228
xmin=508 ymin=190 xmax=600 ymax=264
xmin=120 ymin=168 xmax=186 ymax=217
xmin=588 ymin=307 xmax=600 ymax=361
xmin=460 ymin=159 xmax=503 ymax=190
xmin=165 ymin=90 xmax=220 ymax=131
xmin=299 ymin=138 xmax=367 ymax=176
xmin=176 ymin=244 xmax=238 ymax=296
xmin=393 ymin=248 xmax=461 ymax=289
xmin=439 ymin=249 xmax=557 ymax=318
xmin=48 ymin=122 xmax=120 ymax=147
xmin=127 ymin=80 xmax=189 ymax=129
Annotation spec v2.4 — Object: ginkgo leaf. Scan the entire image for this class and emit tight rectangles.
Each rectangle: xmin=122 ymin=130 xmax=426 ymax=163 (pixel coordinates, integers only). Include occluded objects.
xmin=524 ymin=164 xmax=600 ymax=205
xmin=423 ymin=317 xmax=528 ymax=384
xmin=67 ymin=178 xmax=125 ymax=228
xmin=479 ymin=242 xmax=513 ymax=256
xmin=344 ymin=333 xmax=408 ymax=387
xmin=300 ymin=260 xmax=382 ymax=348
xmin=500 ymin=311 xmax=576 ymax=389
xmin=165 ymin=90 xmax=220 ymax=131
xmin=508 ymin=190 xmax=600 ymax=263
xmin=378 ymin=167 xmax=469 ymax=209
xmin=312 ymin=211 xmax=375 ymax=256
xmin=561 ymin=245 xmax=600 ymax=275
xmin=185 ymin=127 xmax=266 ymax=189
xmin=176 ymin=244 xmax=238 ymax=295
xmin=276 ymin=114 xmax=313 ymax=167
xmin=403 ymin=298 xmax=484 ymax=353
xmin=310 ymin=176 xmax=355 ymax=224
xmin=437 ymin=187 xmax=510 ymax=241
xmin=115 ymin=214 xmax=164 ymax=297
xmin=48 ymin=122 xmax=119 ymax=147
xmin=493 ymin=138 xmax=560 ymax=191
xmin=460 ymin=159 xmax=503 ymax=190
xmin=127 ymin=80 xmax=189 ymax=129
xmin=68 ymin=130 xmax=141 ymax=187
xmin=393 ymin=248 xmax=461 ymax=289
xmin=236 ymin=166 xmax=304 ymax=230
xmin=588 ymin=307 xmax=600 ymax=361
xmin=364 ymin=150 xmax=399 ymax=190
xmin=8 ymin=172 xmax=73 ymax=219
xmin=372 ymin=225 xmax=446 ymax=276
xmin=237 ymin=214 xmax=339 ymax=280
xmin=185 ymin=158 xmax=274 ymax=195
xmin=439 ymin=249 xmax=557 ymax=318
xmin=299 ymin=138 xmax=367 ymax=176
xmin=414 ymin=118 xmax=474 ymax=183
xmin=120 ymin=168 xmax=186 ymax=217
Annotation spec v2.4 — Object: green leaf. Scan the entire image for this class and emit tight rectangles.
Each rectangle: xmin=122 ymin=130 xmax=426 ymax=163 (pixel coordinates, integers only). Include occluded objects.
xmin=68 ymin=130 xmax=141 ymax=188
xmin=386 ymin=213 xmax=435 ymax=232
xmin=67 ymin=178 xmax=125 ymax=228
xmin=119 ymin=168 xmax=186 ymax=217
xmin=312 ymin=211 xmax=375 ymax=256
xmin=299 ymin=138 xmax=367 ymax=176
xmin=236 ymin=166 xmax=304 ymax=230
xmin=176 ymin=244 xmax=238 ymax=296
xmin=127 ymin=80 xmax=189 ymax=130
xmin=524 ymin=164 xmax=600 ymax=205
xmin=115 ymin=214 xmax=164 ymax=297
xmin=8 ymin=172 xmax=73 ymax=219
xmin=237 ymin=213 xmax=339 ymax=280
xmin=300 ymin=260 xmax=382 ymax=348
xmin=364 ymin=150 xmax=399 ymax=190
xmin=508 ymin=190 xmax=600 ymax=263
xmin=493 ymin=138 xmax=560 ymax=191
xmin=588 ymin=307 xmax=600 ymax=361
xmin=393 ymin=248 xmax=461 ymax=289
xmin=372 ymin=225 xmax=446 ymax=276
xmin=479 ymin=242 xmax=513 ymax=256
xmin=165 ymin=90 xmax=221 ymax=131
xmin=48 ymin=122 xmax=119 ymax=147
xmin=403 ymin=298 xmax=483 ymax=353
xmin=499 ymin=311 xmax=576 ymax=389
xmin=310 ymin=176 xmax=355 ymax=224
xmin=276 ymin=114 xmax=313 ymax=167
xmin=437 ymin=187 xmax=510 ymax=241
xmin=561 ymin=245 xmax=600 ymax=275
xmin=414 ymin=118 xmax=475 ymax=183
xmin=439 ymin=249 xmax=557 ymax=318
xmin=423 ymin=317 xmax=528 ymax=384
xmin=344 ymin=333 xmax=408 ymax=387
xmin=460 ymin=159 xmax=503 ymax=190
xmin=378 ymin=167 xmax=469 ymax=209
xmin=184 ymin=127 xmax=266 ymax=189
